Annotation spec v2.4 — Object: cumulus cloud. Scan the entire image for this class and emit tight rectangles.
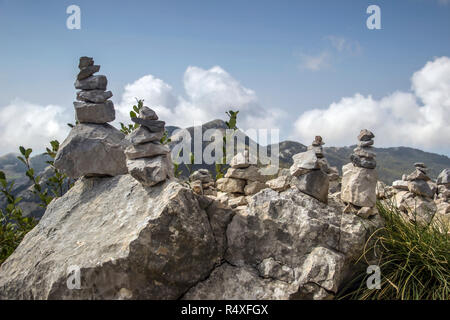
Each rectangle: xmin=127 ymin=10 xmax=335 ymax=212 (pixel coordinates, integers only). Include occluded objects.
xmin=0 ymin=99 xmax=72 ymax=154
xmin=291 ymin=56 xmax=450 ymax=153
xmin=115 ymin=65 xmax=284 ymax=132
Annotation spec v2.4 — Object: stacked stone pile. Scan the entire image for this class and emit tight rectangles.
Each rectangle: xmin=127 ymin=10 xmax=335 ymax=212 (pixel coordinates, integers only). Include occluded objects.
xmin=125 ymin=107 xmax=174 ymax=186
xmin=350 ymin=129 xmax=376 ymax=169
xmin=341 ymin=129 xmax=378 ymax=218
xmin=216 ymin=150 xmax=270 ymax=208
xmin=54 ymin=57 xmax=128 ymax=178
xmin=390 ymin=165 xmax=449 ymax=223
xmin=288 ymin=136 xmax=329 ymax=204
xmin=74 ymin=57 xmax=115 ymax=123
xmin=189 ymin=169 xmax=216 ymax=196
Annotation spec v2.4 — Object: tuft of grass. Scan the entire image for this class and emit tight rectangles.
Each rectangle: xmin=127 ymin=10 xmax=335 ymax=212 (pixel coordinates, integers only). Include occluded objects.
xmin=339 ymin=200 xmax=449 ymax=300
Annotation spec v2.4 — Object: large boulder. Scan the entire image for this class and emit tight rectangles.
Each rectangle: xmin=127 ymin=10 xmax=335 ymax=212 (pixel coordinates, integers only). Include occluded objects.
xmin=341 ymin=163 xmax=377 ymax=207
xmin=54 ymin=123 xmax=129 ymax=178
xmin=185 ymin=188 xmax=382 ymax=299
xmin=0 ymin=175 xmax=232 ymax=299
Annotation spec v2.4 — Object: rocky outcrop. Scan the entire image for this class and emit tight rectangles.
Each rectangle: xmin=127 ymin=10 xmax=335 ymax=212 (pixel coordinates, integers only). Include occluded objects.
xmin=0 ymin=169 xmax=382 ymax=300
xmin=0 ymin=175 xmax=232 ymax=299
xmin=185 ymin=188 xmax=382 ymax=299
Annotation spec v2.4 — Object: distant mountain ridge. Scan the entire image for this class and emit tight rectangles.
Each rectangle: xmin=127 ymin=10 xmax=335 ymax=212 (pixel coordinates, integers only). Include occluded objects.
xmin=1 ymin=119 xmax=449 ymax=218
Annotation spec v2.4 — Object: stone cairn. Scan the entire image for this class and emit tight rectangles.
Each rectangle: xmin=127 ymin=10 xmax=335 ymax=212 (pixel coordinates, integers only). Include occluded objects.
xmin=390 ymin=163 xmax=446 ymax=223
xmin=288 ymin=136 xmax=330 ymax=204
xmin=189 ymin=169 xmax=216 ymax=196
xmin=74 ymin=57 xmax=115 ymax=123
xmin=216 ymin=150 xmax=269 ymax=208
xmin=125 ymin=107 xmax=174 ymax=186
xmin=54 ymin=57 xmax=128 ymax=178
xmin=341 ymin=129 xmax=377 ymax=218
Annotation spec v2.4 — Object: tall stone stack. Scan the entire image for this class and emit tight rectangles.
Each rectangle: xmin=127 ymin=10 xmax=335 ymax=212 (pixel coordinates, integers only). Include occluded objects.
xmin=54 ymin=57 xmax=128 ymax=178
xmin=341 ymin=129 xmax=377 ymax=218
xmin=125 ymin=107 xmax=174 ymax=186
xmin=74 ymin=57 xmax=115 ymax=123
xmin=216 ymin=150 xmax=269 ymax=208
xmin=289 ymin=136 xmax=329 ymax=204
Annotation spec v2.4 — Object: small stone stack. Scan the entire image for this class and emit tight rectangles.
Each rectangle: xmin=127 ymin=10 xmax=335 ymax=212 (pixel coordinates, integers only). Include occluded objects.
xmin=288 ymin=136 xmax=329 ymax=204
xmin=189 ymin=169 xmax=216 ymax=196
xmin=216 ymin=150 xmax=269 ymax=208
xmin=54 ymin=57 xmax=128 ymax=178
xmin=390 ymin=163 xmax=438 ymax=223
xmin=125 ymin=107 xmax=173 ymax=186
xmin=341 ymin=129 xmax=377 ymax=218
xmin=74 ymin=57 xmax=115 ymax=123
xmin=350 ymin=129 xmax=376 ymax=169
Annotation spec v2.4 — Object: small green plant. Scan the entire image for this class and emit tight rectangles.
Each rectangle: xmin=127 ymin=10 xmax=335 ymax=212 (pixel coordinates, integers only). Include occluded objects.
xmin=339 ymin=200 xmax=449 ymax=300
xmin=17 ymin=147 xmax=53 ymax=207
xmin=120 ymin=99 xmax=144 ymax=134
xmin=44 ymin=140 xmax=73 ymax=197
xmin=0 ymin=171 xmax=37 ymax=266
xmin=215 ymin=110 xmax=239 ymax=180
xmin=160 ymin=130 xmax=171 ymax=145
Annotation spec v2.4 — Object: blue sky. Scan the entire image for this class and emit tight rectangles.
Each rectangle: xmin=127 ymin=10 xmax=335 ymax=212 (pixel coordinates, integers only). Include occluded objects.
xmin=0 ymin=0 xmax=449 ymax=155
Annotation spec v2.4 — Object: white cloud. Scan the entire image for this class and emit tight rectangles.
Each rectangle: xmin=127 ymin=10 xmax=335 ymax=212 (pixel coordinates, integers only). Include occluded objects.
xmin=0 ymin=99 xmax=72 ymax=154
xmin=298 ymin=51 xmax=330 ymax=71
xmin=291 ymin=56 xmax=450 ymax=153
xmin=115 ymin=65 xmax=284 ymax=131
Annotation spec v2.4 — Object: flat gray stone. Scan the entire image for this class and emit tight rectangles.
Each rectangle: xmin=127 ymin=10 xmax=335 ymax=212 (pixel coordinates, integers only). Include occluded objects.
xmin=350 ymin=154 xmax=376 ymax=169
xmin=127 ymin=126 xmax=164 ymax=144
xmin=125 ymin=142 xmax=170 ymax=160
xmin=131 ymin=118 xmax=165 ymax=132
xmin=75 ymin=75 xmax=107 ymax=90
xmin=78 ymin=56 xmax=93 ymax=69
xmin=291 ymin=169 xmax=329 ymax=203
xmin=74 ymin=100 xmax=115 ymax=123
xmin=139 ymin=107 xmax=158 ymax=120
xmin=358 ymin=140 xmax=374 ymax=147
xmin=77 ymin=65 xmax=100 ymax=80
xmin=290 ymin=150 xmax=319 ymax=176
xmin=77 ymin=90 xmax=113 ymax=103
xmin=127 ymin=155 xmax=174 ymax=187
xmin=408 ymin=180 xmax=434 ymax=198
xmin=357 ymin=129 xmax=375 ymax=141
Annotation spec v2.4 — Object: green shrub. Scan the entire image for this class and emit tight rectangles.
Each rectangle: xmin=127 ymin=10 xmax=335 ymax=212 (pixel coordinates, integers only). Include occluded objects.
xmin=340 ymin=200 xmax=449 ymax=300
xmin=0 ymin=171 xmax=37 ymax=266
